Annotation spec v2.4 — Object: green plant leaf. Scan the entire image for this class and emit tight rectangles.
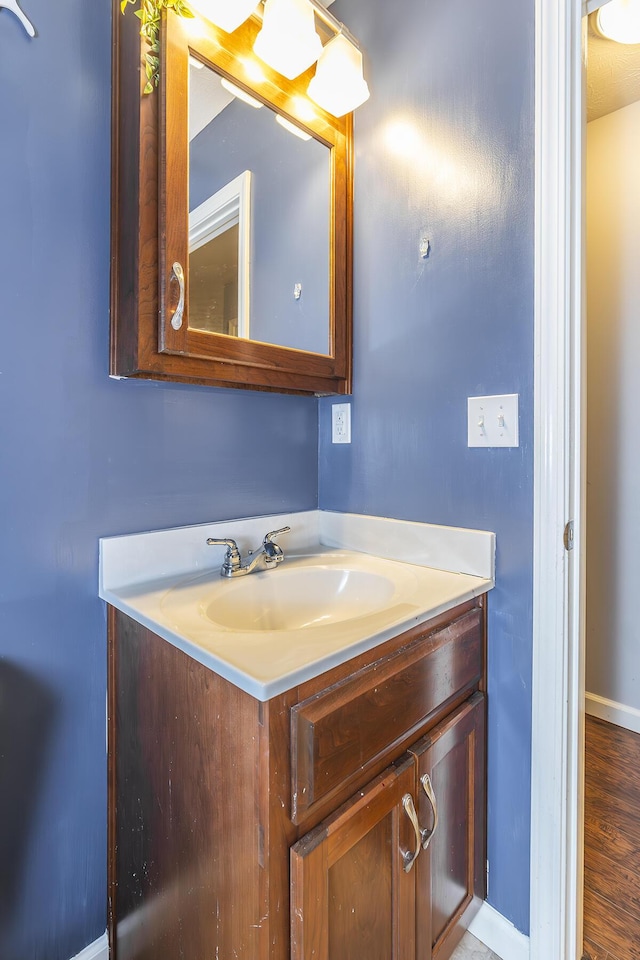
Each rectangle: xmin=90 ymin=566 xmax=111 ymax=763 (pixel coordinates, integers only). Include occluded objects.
xmin=123 ymin=0 xmax=197 ymax=95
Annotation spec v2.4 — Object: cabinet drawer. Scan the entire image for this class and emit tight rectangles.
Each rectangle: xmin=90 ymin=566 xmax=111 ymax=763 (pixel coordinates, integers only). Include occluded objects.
xmin=291 ymin=607 xmax=482 ymax=823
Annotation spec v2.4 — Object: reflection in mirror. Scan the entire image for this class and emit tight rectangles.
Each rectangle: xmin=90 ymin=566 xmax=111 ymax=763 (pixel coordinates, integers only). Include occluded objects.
xmin=190 ymin=223 xmax=239 ymax=337
xmin=189 ymin=170 xmax=250 ymax=337
xmin=188 ymin=57 xmax=332 ymax=356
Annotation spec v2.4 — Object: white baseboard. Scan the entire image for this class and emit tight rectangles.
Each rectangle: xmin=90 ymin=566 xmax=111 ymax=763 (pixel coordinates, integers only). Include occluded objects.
xmin=586 ymin=692 xmax=640 ymax=735
xmin=69 ymin=932 xmax=108 ymax=960
xmin=468 ymin=902 xmax=530 ymax=960
xmin=69 ymin=909 xmax=530 ymax=960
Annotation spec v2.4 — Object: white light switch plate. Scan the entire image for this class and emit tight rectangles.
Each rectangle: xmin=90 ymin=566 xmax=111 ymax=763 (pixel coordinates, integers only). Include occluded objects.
xmin=467 ymin=394 xmax=519 ymax=448
xmin=332 ymin=403 xmax=351 ymax=444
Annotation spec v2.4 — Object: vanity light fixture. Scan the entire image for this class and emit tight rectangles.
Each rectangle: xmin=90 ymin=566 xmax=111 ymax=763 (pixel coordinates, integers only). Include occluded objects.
xmin=254 ymin=0 xmax=369 ymax=117
xmin=181 ymin=13 xmax=209 ymax=39
xmin=241 ymin=57 xmax=267 ymax=84
xmin=254 ymin=0 xmax=322 ymax=80
xmin=186 ymin=0 xmax=258 ymax=34
xmin=291 ymin=95 xmax=317 ymax=122
xmin=308 ymin=32 xmax=369 ymax=117
xmin=185 ymin=0 xmax=370 ymax=118
xmin=596 ymin=0 xmax=640 ymax=43
xmin=275 ymin=114 xmax=312 ymax=140
xmin=220 ymin=77 xmax=263 ymax=107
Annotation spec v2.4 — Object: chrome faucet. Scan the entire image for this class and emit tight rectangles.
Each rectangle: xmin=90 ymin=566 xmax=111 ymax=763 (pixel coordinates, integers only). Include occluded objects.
xmin=206 ymin=526 xmax=291 ymax=578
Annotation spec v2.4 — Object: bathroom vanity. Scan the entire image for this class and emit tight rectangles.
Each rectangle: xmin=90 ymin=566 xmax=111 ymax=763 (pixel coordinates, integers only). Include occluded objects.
xmin=102 ymin=512 xmax=493 ymax=960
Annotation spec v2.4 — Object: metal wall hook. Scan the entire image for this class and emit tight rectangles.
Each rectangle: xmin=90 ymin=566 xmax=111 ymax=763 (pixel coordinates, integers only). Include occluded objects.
xmin=0 ymin=0 xmax=36 ymax=38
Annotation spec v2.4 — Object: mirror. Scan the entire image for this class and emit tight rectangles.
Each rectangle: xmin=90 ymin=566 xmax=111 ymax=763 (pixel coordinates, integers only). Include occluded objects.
xmin=188 ymin=169 xmax=248 ymax=340
xmin=188 ymin=59 xmax=332 ymax=355
xmin=111 ymin=5 xmax=352 ymax=395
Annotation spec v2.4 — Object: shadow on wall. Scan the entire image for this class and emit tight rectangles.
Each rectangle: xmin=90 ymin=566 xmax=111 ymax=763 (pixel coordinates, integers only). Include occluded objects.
xmin=0 ymin=661 xmax=56 ymax=939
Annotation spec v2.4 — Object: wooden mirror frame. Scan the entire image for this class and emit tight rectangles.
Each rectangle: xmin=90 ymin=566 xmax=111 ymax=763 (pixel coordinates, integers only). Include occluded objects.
xmin=111 ymin=2 xmax=353 ymax=395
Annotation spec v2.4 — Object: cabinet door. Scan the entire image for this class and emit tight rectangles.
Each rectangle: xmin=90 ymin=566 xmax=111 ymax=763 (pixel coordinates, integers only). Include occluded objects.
xmin=290 ymin=755 xmax=419 ymax=960
xmin=411 ymin=693 xmax=486 ymax=960
xmin=111 ymin=6 xmax=352 ymax=396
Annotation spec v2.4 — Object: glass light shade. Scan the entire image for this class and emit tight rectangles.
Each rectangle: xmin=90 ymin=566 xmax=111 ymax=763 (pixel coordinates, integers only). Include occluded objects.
xmin=307 ymin=33 xmax=370 ymax=117
xmin=187 ymin=0 xmax=257 ymax=33
xmin=220 ymin=77 xmax=263 ymax=108
xmin=597 ymin=0 xmax=640 ymax=43
xmin=275 ymin=114 xmax=312 ymax=140
xmin=253 ymin=0 xmax=322 ymax=80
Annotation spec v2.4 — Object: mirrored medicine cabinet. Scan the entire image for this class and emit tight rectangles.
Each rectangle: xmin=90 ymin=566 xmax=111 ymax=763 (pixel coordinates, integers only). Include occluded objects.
xmin=111 ymin=2 xmax=353 ymax=394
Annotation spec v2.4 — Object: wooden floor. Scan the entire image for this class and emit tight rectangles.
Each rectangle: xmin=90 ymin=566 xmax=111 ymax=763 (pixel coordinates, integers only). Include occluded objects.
xmin=583 ymin=716 xmax=640 ymax=960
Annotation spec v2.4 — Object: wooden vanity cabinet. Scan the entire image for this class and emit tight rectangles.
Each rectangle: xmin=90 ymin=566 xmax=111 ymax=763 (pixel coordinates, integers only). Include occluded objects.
xmin=290 ymin=755 xmax=419 ymax=960
xmin=412 ymin=695 xmax=486 ymax=959
xmin=290 ymin=694 xmax=485 ymax=960
xmin=107 ymin=595 xmax=486 ymax=960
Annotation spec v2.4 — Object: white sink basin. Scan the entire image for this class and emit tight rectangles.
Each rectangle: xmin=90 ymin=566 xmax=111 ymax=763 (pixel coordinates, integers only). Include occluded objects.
xmin=203 ymin=565 xmax=397 ymax=631
xmin=160 ymin=550 xmax=423 ymax=635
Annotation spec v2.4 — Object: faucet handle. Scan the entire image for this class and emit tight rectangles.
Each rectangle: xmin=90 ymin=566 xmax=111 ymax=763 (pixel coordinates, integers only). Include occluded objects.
xmin=206 ymin=536 xmax=240 ymax=552
xmin=206 ymin=537 xmax=242 ymax=576
xmin=263 ymin=526 xmax=291 ymax=545
xmin=262 ymin=526 xmax=290 ymax=564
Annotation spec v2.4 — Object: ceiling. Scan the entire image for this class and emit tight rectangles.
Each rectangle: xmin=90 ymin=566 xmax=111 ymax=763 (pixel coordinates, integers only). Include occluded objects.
xmin=587 ymin=12 xmax=640 ymax=122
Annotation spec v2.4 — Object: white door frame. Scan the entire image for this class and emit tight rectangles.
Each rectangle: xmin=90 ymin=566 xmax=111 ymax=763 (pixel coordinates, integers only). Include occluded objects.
xmin=530 ymin=1 xmax=586 ymax=959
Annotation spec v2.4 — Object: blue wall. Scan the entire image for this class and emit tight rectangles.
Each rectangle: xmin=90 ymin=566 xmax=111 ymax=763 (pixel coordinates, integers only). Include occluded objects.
xmin=0 ymin=3 xmax=318 ymax=958
xmin=321 ymin=0 xmax=534 ymax=934
xmin=1 ymin=0 xmax=535 ymax=954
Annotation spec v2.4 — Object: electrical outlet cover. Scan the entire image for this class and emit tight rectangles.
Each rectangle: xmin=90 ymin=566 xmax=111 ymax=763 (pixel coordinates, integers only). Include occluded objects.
xmin=332 ymin=403 xmax=351 ymax=444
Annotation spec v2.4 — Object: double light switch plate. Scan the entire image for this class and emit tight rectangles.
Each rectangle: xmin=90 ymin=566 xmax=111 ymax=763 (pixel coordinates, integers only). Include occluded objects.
xmin=467 ymin=394 xmax=519 ymax=448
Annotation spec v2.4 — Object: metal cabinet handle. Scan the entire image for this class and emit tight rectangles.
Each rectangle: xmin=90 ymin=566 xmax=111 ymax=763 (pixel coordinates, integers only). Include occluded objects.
xmin=401 ymin=793 xmax=422 ymax=873
xmin=419 ymin=773 xmax=439 ymax=850
xmin=170 ymin=261 xmax=185 ymax=330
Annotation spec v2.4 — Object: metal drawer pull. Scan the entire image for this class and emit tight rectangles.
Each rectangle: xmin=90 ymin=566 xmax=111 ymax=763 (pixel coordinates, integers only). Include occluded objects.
xmin=170 ymin=261 xmax=185 ymax=330
xmin=420 ymin=773 xmax=439 ymax=849
xmin=401 ymin=793 xmax=422 ymax=873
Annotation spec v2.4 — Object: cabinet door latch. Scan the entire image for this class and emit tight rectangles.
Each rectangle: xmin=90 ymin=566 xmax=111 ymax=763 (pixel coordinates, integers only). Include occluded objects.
xmin=563 ymin=520 xmax=575 ymax=552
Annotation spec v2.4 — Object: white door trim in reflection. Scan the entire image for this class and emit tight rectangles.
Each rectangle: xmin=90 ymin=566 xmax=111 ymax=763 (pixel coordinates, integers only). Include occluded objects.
xmin=189 ymin=169 xmax=251 ymax=339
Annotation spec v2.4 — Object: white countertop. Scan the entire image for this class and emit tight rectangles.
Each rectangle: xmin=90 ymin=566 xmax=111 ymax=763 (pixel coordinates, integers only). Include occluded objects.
xmin=100 ymin=510 xmax=494 ymax=701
